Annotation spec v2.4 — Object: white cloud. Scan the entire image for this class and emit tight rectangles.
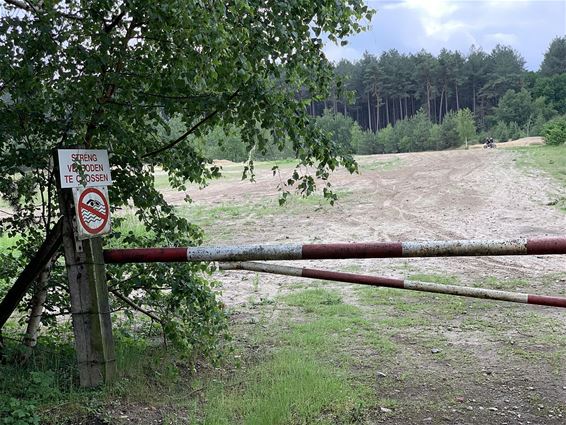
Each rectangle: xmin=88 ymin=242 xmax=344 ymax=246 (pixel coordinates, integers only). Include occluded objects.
xmin=380 ymin=0 xmax=459 ymax=18
xmin=323 ymin=43 xmax=363 ymax=63
xmin=374 ymin=0 xmax=533 ymax=47
xmin=484 ymin=32 xmax=519 ymax=45
xmin=379 ymin=0 xmax=468 ymax=41
xmin=485 ymin=0 xmax=533 ymax=8
xmin=358 ymin=0 xmax=562 ymax=70
xmin=422 ymin=18 xmax=469 ymax=39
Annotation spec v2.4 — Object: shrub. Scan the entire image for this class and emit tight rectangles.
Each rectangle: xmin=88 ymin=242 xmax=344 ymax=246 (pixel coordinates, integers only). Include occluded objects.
xmin=542 ymin=116 xmax=566 ymax=145
xmin=439 ymin=112 xmax=460 ymax=149
xmin=315 ymin=110 xmax=359 ymax=155
xmin=356 ymin=130 xmax=381 ymax=154
xmin=0 ymin=398 xmax=39 ymax=425
xmin=492 ymin=121 xmax=510 ymax=142
xmin=508 ymin=122 xmax=523 ymax=140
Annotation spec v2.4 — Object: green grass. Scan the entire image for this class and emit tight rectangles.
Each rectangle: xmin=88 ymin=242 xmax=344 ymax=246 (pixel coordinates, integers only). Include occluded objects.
xmin=190 ymin=288 xmax=391 ymax=424
xmin=475 ymin=276 xmax=530 ymax=290
xmin=252 ymin=158 xmax=299 ymax=171
xmin=358 ymin=157 xmax=402 ymax=172
xmin=514 ymin=144 xmax=566 ymax=186
xmin=513 ymin=144 xmax=566 ymax=209
xmin=280 ymin=288 xmax=391 ymax=354
xmin=0 ymin=326 xmax=209 ymax=423
xmin=174 ymin=190 xmax=353 ymax=241
xmin=354 ymin=273 xmax=494 ymax=322
xmin=199 ymin=349 xmax=360 ymax=425
xmin=0 ymin=196 xmax=10 ymax=210
xmin=0 ymin=286 xmax=390 ymax=423
xmin=408 ymin=273 xmax=458 ymax=285
xmin=153 ymin=158 xmax=300 ymax=192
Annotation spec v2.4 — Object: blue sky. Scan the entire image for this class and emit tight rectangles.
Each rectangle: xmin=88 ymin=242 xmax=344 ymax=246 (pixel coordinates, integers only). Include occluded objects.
xmin=324 ymin=0 xmax=566 ymax=70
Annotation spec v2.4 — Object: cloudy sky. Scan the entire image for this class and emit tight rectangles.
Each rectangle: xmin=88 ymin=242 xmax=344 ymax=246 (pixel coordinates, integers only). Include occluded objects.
xmin=324 ymin=0 xmax=566 ymax=70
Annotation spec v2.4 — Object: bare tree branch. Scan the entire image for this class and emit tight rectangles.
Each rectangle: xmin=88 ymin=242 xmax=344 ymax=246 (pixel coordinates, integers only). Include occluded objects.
xmin=142 ymin=88 xmax=240 ymax=159
xmin=109 ymin=288 xmax=163 ymax=324
xmin=138 ymin=92 xmax=218 ymax=101
xmin=4 ymin=0 xmax=32 ymax=12
xmin=0 ymin=76 xmax=16 ymax=95
xmin=103 ymin=9 xmax=126 ymax=33
xmin=84 ymin=19 xmax=137 ymax=147
xmin=4 ymin=0 xmax=84 ymax=20
xmin=107 ymin=100 xmax=167 ymax=109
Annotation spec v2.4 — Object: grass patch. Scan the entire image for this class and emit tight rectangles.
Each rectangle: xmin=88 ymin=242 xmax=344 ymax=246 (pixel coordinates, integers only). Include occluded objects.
xmin=282 ymin=288 xmax=342 ymax=310
xmin=513 ymin=144 xmax=566 ymax=209
xmin=199 ymin=349 xmax=362 ymax=425
xmin=354 ymin=279 xmax=493 ymax=322
xmin=475 ymin=276 xmax=530 ymax=290
xmin=408 ymin=273 xmax=458 ymax=285
xmin=514 ymin=144 xmax=566 ymax=187
xmin=179 ymin=190 xmax=352 ymax=224
xmin=358 ymin=157 xmax=402 ymax=172
xmin=194 ymin=287 xmax=390 ymax=424
xmin=280 ymin=288 xmax=377 ymax=353
xmin=0 ymin=327 xmax=206 ymax=424
xmin=355 ymin=286 xmax=428 ymax=307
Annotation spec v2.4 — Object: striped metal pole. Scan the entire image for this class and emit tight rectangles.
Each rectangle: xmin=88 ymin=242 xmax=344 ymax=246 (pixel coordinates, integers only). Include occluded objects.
xmin=218 ymin=261 xmax=566 ymax=309
xmin=103 ymin=236 xmax=566 ymax=264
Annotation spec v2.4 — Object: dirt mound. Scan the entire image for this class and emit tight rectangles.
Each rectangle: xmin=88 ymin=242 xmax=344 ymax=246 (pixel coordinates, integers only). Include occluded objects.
xmin=213 ymin=159 xmax=236 ymax=166
xmin=498 ymin=136 xmax=545 ymax=147
xmin=471 ymin=136 xmax=544 ymax=149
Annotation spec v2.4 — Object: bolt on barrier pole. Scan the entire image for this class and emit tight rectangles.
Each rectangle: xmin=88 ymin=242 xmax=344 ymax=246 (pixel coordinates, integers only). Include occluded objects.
xmin=103 ymin=236 xmax=566 ymax=264
xmin=218 ymin=261 xmax=566 ymax=309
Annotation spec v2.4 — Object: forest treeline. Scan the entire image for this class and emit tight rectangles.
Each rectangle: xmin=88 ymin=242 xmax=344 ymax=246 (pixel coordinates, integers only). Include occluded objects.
xmin=196 ymin=37 xmax=566 ymax=162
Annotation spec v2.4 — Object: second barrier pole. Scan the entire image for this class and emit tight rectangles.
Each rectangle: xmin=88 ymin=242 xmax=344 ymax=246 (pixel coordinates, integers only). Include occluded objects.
xmin=218 ymin=261 xmax=566 ymax=309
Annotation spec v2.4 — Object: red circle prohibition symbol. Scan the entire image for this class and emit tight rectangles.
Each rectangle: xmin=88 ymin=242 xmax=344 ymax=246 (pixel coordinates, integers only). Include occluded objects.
xmin=77 ymin=188 xmax=109 ymax=234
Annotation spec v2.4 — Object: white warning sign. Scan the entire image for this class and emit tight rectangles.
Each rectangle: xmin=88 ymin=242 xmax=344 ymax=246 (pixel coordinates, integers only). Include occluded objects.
xmin=58 ymin=149 xmax=113 ymax=188
xmin=73 ymin=186 xmax=112 ymax=240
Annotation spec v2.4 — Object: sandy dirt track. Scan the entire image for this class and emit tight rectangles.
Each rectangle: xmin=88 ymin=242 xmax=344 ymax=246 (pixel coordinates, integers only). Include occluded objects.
xmin=161 ymin=138 xmax=566 ymax=424
xmin=169 ymin=137 xmax=566 ymax=304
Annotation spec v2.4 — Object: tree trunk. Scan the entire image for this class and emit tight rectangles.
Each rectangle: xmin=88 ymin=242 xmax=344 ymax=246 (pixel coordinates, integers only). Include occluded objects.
xmin=399 ymin=97 xmax=403 ymax=120
xmin=438 ymin=89 xmax=444 ymax=122
xmin=445 ymin=85 xmax=448 ymax=115
xmin=385 ymin=97 xmax=390 ymax=126
xmin=391 ymin=99 xmax=397 ymax=125
xmin=426 ymin=83 xmax=431 ymax=119
xmin=404 ymin=97 xmax=408 ymax=119
xmin=18 ymin=260 xmax=53 ymax=363
xmin=455 ymin=83 xmax=460 ymax=110
xmin=472 ymin=85 xmax=476 ymax=114
xmin=432 ymin=96 xmax=437 ymax=123
xmin=367 ymin=95 xmax=372 ymax=132
xmin=376 ymin=99 xmax=380 ymax=132
xmin=412 ymin=96 xmax=415 ymax=117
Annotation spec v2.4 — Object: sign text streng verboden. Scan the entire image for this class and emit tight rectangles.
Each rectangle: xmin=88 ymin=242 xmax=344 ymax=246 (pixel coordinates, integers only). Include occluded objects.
xmin=58 ymin=149 xmax=113 ymax=188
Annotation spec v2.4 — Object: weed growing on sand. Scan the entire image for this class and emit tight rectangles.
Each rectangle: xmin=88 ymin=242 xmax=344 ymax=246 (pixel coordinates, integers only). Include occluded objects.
xmin=190 ymin=287 xmax=393 ymax=423
xmin=514 ymin=144 xmax=566 ymax=210
xmin=358 ymin=157 xmax=402 ymax=172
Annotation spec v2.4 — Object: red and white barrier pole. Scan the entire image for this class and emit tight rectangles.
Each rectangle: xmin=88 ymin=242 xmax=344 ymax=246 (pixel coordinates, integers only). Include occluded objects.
xmin=218 ymin=261 xmax=566 ymax=309
xmin=103 ymin=236 xmax=566 ymax=264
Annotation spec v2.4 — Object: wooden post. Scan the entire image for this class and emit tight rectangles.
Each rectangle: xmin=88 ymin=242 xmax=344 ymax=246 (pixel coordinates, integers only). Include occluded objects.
xmin=55 ymin=152 xmax=116 ymax=387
